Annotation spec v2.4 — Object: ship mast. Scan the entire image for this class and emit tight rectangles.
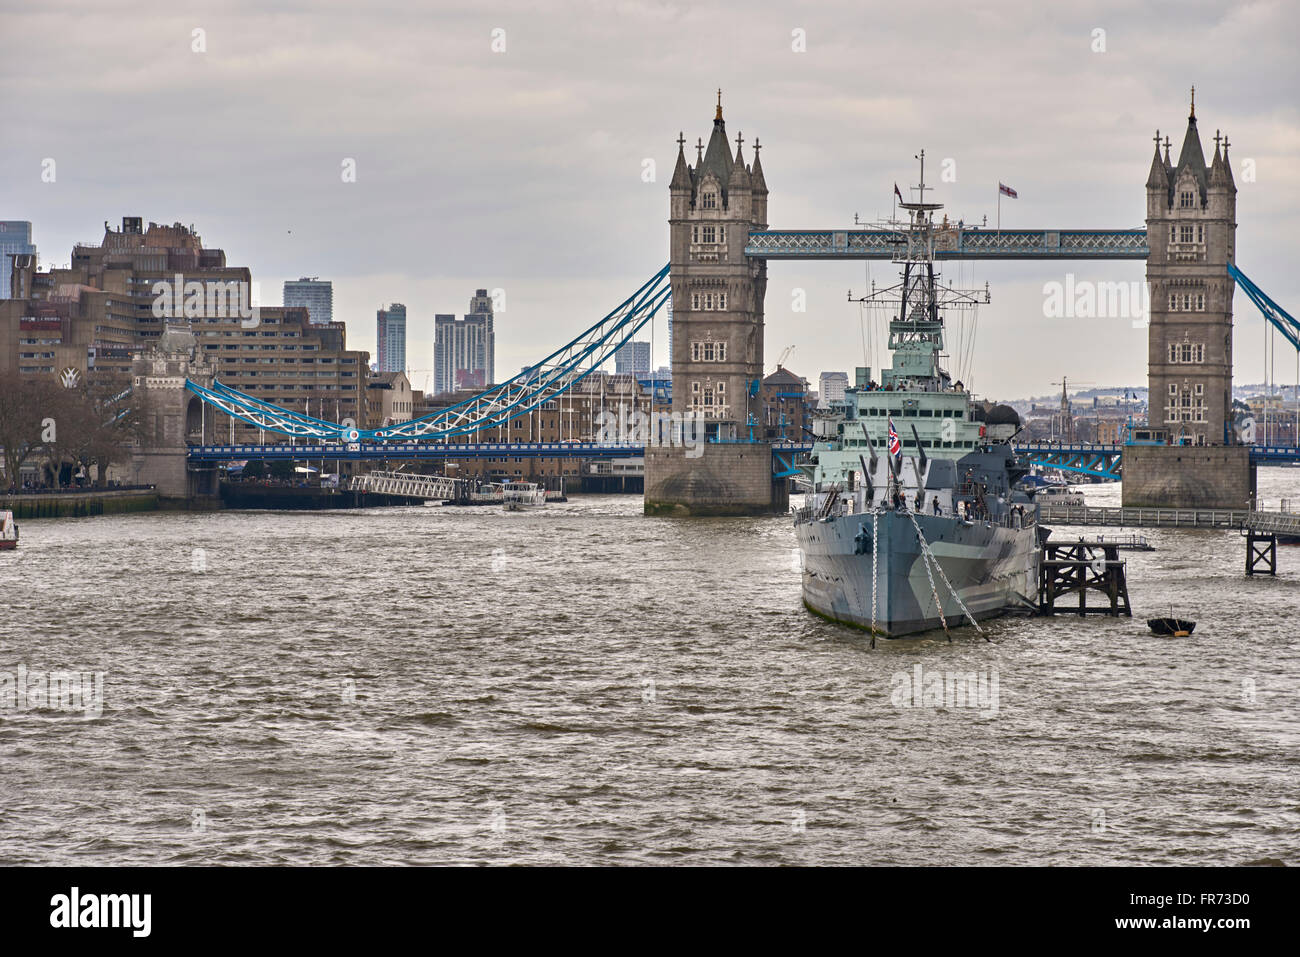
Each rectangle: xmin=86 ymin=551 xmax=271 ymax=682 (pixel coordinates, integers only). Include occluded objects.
xmin=849 ymin=151 xmax=990 ymax=386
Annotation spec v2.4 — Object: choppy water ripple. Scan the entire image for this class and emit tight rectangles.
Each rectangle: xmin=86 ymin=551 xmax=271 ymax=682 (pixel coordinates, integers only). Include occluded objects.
xmin=1 ymin=472 xmax=1298 ymax=865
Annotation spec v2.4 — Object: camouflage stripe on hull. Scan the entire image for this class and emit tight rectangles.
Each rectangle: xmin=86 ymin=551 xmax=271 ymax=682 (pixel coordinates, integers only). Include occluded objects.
xmin=797 ymin=509 xmax=1040 ymax=637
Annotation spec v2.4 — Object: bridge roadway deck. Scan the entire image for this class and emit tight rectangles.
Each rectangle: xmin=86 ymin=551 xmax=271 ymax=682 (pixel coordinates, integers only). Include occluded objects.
xmin=186 ymin=441 xmax=1296 ymax=467
xmin=187 ymin=441 xmax=814 ymax=462
xmin=1014 ymin=444 xmax=1300 ymax=470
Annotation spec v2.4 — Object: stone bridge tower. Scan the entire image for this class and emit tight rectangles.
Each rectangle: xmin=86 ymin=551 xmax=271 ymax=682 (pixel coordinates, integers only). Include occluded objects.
xmin=1144 ymin=88 xmax=1237 ymax=446
xmin=1125 ymin=89 xmax=1253 ymax=508
xmin=129 ymin=323 xmax=218 ymax=503
xmin=645 ymin=93 xmax=785 ymax=515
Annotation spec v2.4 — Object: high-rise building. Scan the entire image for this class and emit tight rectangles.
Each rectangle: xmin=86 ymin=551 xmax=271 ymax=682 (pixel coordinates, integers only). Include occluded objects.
xmin=818 ymin=371 xmax=849 ymax=408
xmin=433 ymin=289 xmax=496 ymax=395
xmin=376 ymin=303 xmax=407 ymax=373
xmin=666 ymin=298 xmax=673 ymax=364
xmin=284 ymin=277 xmax=333 ymax=325
xmin=467 ymin=287 xmax=495 ymax=385
xmin=0 ymin=221 xmax=37 ymax=299
xmin=615 ymin=340 xmax=651 ymax=375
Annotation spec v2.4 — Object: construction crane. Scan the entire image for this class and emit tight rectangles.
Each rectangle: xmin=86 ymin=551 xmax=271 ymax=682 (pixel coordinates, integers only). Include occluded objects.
xmin=770 ymin=345 xmax=795 ymax=373
xmin=406 ymin=369 xmax=436 ymax=394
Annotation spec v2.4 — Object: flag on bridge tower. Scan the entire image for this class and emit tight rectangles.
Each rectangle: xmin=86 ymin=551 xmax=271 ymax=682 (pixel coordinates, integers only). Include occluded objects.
xmin=996 ymin=182 xmax=1018 ymax=233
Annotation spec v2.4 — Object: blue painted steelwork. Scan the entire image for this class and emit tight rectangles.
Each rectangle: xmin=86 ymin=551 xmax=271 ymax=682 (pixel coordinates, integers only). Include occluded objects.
xmin=1014 ymin=443 xmax=1124 ymax=480
xmin=189 ymin=440 xmax=815 ymax=464
xmin=189 ymin=442 xmax=644 ymax=462
xmin=1251 ymin=445 xmax=1300 ymax=464
xmin=745 ymin=228 xmax=1150 ymax=260
xmin=1013 ymin=441 xmax=1300 ymax=478
xmin=1228 ymin=263 xmax=1300 ymax=353
xmin=772 ymin=453 xmax=800 ymax=479
xmin=186 ymin=265 xmax=672 ymax=442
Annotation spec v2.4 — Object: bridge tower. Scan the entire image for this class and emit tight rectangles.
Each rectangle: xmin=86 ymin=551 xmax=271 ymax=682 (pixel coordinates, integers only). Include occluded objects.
xmin=1125 ymin=90 xmax=1254 ymax=508
xmin=129 ymin=323 xmax=219 ymax=503
xmin=1144 ymin=87 xmax=1237 ymax=446
xmin=645 ymin=93 xmax=786 ymax=515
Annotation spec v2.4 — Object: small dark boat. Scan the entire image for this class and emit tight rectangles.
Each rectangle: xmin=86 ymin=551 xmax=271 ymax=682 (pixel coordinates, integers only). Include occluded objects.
xmin=1147 ymin=617 xmax=1195 ymax=636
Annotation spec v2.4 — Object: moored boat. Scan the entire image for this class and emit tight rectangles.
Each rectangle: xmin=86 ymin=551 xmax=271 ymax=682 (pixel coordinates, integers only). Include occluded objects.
xmin=0 ymin=510 xmax=18 ymax=550
xmin=502 ymin=481 xmax=547 ymax=511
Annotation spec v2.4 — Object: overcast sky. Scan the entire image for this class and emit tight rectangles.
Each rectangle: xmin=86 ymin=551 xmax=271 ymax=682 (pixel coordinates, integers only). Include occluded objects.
xmin=4 ymin=0 xmax=1297 ymax=401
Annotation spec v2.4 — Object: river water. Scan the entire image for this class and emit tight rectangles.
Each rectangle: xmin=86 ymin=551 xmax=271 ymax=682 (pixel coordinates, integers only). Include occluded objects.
xmin=2 ymin=470 xmax=1298 ymax=866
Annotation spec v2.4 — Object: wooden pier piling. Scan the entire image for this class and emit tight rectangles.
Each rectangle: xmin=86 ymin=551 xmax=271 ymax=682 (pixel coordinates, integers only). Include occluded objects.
xmin=1038 ymin=542 xmax=1132 ymax=617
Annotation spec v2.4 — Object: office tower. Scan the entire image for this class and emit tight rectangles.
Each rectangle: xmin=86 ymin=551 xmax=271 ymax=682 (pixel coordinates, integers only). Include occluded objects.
xmin=615 ymin=340 xmax=651 ymax=375
xmin=466 ymin=287 xmax=495 ymax=385
xmin=818 ymin=371 xmax=849 ymax=407
xmin=283 ymin=277 xmax=333 ymax=325
xmin=0 ymin=221 xmax=37 ymax=299
xmin=376 ymin=303 xmax=407 ymax=373
xmin=432 ymin=289 xmax=496 ymax=395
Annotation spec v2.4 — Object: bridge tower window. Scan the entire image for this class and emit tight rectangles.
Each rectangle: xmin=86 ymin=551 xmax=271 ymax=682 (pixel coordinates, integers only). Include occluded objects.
xmin=701 ymin=191 xmax=717 ymax=210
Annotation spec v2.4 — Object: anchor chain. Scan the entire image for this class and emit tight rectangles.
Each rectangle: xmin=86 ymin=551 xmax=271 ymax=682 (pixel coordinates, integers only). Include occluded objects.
xmin=871 ymin=509 xmax=879 ymax=649
xmin=908 ymin=506 xmax=951 ymax=639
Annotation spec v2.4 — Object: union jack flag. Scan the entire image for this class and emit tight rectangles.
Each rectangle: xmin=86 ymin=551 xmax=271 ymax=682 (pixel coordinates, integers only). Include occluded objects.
xmin=888 ymin=418 xmax=902 ymax=457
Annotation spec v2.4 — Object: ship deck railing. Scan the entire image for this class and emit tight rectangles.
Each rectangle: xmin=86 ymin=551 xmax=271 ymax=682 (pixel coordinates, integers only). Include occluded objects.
xmin=793 ymin=499 xmax=1038 ymax=529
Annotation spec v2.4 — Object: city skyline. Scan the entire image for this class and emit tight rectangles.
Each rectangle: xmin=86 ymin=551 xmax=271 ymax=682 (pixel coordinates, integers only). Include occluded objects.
xmin=3 ymin=2 xmax=1297 ymax=401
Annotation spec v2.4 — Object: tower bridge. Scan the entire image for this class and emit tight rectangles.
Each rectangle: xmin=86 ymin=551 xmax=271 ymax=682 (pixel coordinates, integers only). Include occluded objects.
xmin=145 ymin=91 xmax=1297 ymax=512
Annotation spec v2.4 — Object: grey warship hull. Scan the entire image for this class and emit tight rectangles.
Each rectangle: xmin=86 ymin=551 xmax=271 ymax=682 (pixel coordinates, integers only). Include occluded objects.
xmin=797 ymin=508 xmax=1041 ymax=637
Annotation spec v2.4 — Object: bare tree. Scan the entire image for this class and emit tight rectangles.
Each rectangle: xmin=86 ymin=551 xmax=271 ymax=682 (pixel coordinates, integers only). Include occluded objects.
xmin=0 ymin=376 xmax=65 ymax=490
xmin=77 ymin=373 xmax=146 ymax=486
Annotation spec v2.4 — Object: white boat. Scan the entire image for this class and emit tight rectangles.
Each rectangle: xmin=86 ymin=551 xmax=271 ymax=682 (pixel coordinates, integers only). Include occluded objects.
xmin=0 ymin=510 xmax=18 ymax=550
xmin=1034 ymin=484 xmax=1086 ymax=507
xmin=502 ymin=482 xmax=547 ymax=511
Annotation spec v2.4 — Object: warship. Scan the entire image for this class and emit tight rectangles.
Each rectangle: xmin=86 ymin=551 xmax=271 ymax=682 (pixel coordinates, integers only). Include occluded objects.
xmin=794 ymin=155 xmax=1044 ymax=637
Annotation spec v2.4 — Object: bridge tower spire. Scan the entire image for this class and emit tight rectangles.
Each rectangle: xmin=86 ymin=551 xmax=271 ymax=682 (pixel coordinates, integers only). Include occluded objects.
xmin=647 ymin=95 xmax=781 ymax=515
